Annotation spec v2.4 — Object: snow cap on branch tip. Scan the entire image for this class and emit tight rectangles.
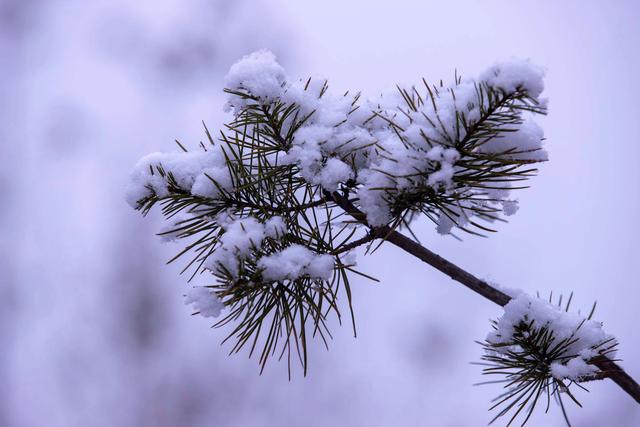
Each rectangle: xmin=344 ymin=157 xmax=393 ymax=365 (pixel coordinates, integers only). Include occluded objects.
xmin=224 ymin=49 xmax=286 ymax=110
xmin=125 ymin=149 xmax=231 ymax=209
xmin=480 ymin=58 xmax=545 ymax=99
xmin=487 ymin=293 xmax=615 ymax=381
xmin=185 ymin=287 xmax=223 ymax=318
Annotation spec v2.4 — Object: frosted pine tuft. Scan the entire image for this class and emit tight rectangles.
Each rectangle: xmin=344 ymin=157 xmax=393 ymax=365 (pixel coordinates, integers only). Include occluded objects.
xmin=126 ymin=50 xmax=550 ymax=374
xmin=480 ymin=292 xmax=618 ymax=425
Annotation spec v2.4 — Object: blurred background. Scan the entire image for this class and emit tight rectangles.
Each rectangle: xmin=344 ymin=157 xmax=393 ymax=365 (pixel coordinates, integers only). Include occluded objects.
xmin=2 ymin=0 xmax=639 ymax=425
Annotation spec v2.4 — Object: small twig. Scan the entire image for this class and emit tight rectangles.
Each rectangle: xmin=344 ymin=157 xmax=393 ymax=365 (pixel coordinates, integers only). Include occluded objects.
xmin=331 ymin=230 xmax=384 ymax=255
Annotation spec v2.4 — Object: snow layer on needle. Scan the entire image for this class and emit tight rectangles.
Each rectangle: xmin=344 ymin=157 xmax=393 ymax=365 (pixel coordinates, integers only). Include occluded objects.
xmin=125 ymin=147 xmax=232 ymax=208
xmin=480 ymin=58 xmax=545 ymax=99
xmin=184 ymin=287 xmax=223 ymax=318
xmin=478 ymin=119 xmax=547 ymax=161
xmin=128 ymin=51 xmax=548 ymax=237
xmin=258 ymin=245 xmax=334 ymax=281
xmin=487 ymin=293 xmax=615 ymax=381
xmin=204 ymin=214 xmax=334 ymax=283
xmin=223 ymin=49 xmax=286 ymax=110
xmin=191 ymin=166 xmax=233 ymax=198
xmin=204 ymin=215 xmax=286 ymax=278
xmin=221 ymin=51 xmax=548 ymax=233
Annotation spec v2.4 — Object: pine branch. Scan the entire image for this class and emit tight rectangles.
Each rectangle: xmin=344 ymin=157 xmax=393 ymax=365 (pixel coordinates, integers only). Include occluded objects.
xmin=330 ymin=229 xmax=383 ymax=255
xmin=591 ymin=357 xmax=640 ymax=404
xmin=127 ymin=51 xmax=638 ymax=425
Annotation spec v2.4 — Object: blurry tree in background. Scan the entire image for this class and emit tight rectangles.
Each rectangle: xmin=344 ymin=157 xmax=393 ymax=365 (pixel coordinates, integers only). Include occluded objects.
xmin=0 ymin=0 xmax=33 ymax=424
xmin=0 ymin=1 xmax=292 ymax=426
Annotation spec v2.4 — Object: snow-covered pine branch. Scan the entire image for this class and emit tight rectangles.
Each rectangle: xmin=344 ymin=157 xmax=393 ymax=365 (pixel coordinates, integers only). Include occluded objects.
xmin=481 ymin=292 xmax=618 ymax=425
xmin=126 ymin=50 xmax=639 ymax=424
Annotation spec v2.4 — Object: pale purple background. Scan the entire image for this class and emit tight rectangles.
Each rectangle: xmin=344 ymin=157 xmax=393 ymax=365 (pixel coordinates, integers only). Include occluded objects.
xmin=2 ymin=1 xmax=639 ymax=426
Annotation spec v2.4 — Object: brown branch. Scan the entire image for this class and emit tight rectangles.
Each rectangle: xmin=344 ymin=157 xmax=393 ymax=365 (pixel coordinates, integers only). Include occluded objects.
xmin=591 ymin=357 xmax=640 ymax=404
xmin=326 ymin=190 xmax=640 ymax=404
xmin=331 ymin=230 xmax=385 ymax=256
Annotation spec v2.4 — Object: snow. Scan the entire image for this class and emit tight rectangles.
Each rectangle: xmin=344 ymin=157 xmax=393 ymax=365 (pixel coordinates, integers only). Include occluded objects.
xmin=191 ymin=166 xmax=233 ymax=198
xmin=487 ymin=293 xmax=615 ymax=381
xmin=436 ymin=214 xmax=456 ymax=235
xmin=342 ymin=250 xmax=357 ymax=266
xmin=258 ymin=244 xmax=334 ymax=281
xmin=203 ymin=214 xmax=333 ymax=282
xmin=550 ymin=357 xmax=596 ymax=381
xmin=478 ymin=119 xmax=547 ymax=161
xmin=125 ymin=147 xmax=231 ymax=208
xmin=204 ymin=214 xmax=276 ymax=278
xmin=480 ymin=58 xmax=546 ymax=99
xmin=223 ymin=49 xmax=286 ymax=110
xmin=501 ymin=200 xmax=519 ymax=216
xmin=184 ymin=287 xmax=223 ymax=318
xmin=264 ymin=216 xmax=287 ymax=238
xmin=315 ymin=158 xmax=354 ymax=191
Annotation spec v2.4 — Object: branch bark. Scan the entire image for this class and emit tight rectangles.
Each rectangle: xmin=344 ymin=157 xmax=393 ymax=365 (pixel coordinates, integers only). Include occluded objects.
xmin=326 ymin=190 xmax=640 ymax=404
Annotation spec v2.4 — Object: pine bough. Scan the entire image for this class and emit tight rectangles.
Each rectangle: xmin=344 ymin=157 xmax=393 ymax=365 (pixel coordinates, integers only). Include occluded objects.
xmin=126 ymin=50 xmax=639 ymax=425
